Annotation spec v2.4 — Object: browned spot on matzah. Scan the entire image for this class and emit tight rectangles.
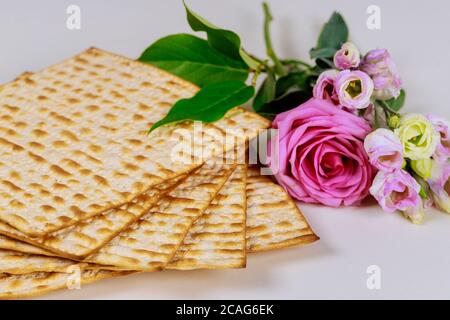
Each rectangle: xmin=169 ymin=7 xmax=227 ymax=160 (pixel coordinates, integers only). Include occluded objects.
xmin=2 ymin=181 xmax=22 ymax=192
xmin=86 ymin=105 xmax=99 ymax=112
xmin=40 ymin=205 xmax=56 ymax=214
xmin=28 ymin=152 xmax=45 ymax=163
xmin=28 ymin=142 xmax=45 ymax=150
xmin=93 ymin=175 xmax=109 ymax=187
xmin=247 ymin=225 xmax=268 ymax=233
xmin=50 ymin=165 xmax=72 ymax=178
xmin=52 ymin=140 xmax=68 ymax=148
xmin=60 ymin=130 xmax=79 ymax=142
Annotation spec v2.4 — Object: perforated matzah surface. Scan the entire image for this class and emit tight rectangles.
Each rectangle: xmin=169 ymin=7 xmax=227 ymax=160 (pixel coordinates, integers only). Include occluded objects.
xmin=0 ymin=174 xmax=187 ymax=259
xmin=168 ymin=164 xmax=247 ymax=270
xmin=246 ymin=166 xmax=319 ymax=252
xmin=0 ymin=234 xmax=56 ymax=257
xmin=0 ymin=47 xmax=270 ymax=236
xmin=0 ymin=269 xmax=128 ymax=299
xmin=0 ymin=249 xmax=81 ymax=274
xmin=85 ymin=157 xmax=236 ymax=270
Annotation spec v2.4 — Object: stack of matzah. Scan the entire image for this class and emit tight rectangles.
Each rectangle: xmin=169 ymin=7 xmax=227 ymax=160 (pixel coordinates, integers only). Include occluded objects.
xmin=0 ymin=48 xmax=318 ymax=299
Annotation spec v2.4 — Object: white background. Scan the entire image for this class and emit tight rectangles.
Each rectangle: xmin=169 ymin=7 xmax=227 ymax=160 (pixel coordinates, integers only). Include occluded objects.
xmin=1 ymin=0 xmax=450 ymax=299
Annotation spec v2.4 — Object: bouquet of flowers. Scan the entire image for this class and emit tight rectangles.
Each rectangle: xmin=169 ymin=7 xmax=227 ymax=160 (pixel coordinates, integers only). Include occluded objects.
xmin=267 ymin=18 xmax=450 ymax=224
xmin=140 ymin=1 xmax=450 ymax=224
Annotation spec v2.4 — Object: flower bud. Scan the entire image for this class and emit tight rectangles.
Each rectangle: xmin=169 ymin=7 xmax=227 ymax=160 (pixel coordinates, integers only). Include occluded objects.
xmin=411 ymin=158 xmax=433 ymax=179
xmin=388 ymin=115 xmax=400 ymax=129
xmin=333 ymin=42 xmax=360 ymax=70
xmin=360 ymin=49 xmax=402 ymax=100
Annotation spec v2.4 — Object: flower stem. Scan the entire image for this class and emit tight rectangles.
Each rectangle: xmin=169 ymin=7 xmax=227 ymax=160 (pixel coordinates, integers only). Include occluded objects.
xmin=373 ymin=103 xmax=380 ymax=129
xmin=263 ymin=2 xmax=286 ymax=76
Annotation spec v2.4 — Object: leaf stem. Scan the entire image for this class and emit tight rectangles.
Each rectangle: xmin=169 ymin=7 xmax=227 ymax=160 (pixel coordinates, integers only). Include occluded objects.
xmin=242 ymin=50 xmax=270 ymax=74
xmin=263 ymin=2 xmax=286 ymax=76
xmin=251 ymin=62 xmax=266 ymax=87
xmin=242 ymin=50 xmax=265 ymax=66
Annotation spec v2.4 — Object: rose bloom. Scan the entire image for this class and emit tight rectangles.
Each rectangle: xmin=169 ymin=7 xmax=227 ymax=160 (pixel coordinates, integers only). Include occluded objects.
xmin=268 ymin=98 xmax=375 ymax=207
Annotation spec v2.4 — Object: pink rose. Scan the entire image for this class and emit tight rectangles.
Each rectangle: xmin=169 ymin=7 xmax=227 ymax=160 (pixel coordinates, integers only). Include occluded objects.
xmin=268 ymin=98 xmax=375 ymax=207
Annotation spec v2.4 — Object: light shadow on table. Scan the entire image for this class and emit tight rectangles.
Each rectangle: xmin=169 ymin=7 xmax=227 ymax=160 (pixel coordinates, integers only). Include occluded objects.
xmin=40 ymin=239 xmax=332 ymax=300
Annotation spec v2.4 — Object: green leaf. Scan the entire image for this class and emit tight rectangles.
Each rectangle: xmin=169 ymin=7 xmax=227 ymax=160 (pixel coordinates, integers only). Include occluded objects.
xmin=257 ymin=90 xmax=312 ymax=117
xmin=139 ymin=34 xmax=248 ymax=87
xmin=309 ymin=12 xmax=348 ymax=60
xmin=257 ymin=112 xmax=277 ymax=121
xmin=253 ymin=71 xmax=276 ymax=112
xmin=253 ymin=71 xmax=314 ymax=118
xmin=317 ymin=12 xmax=348 ymax=50
xmin=149 ymin=81 xmax=255 ymax=132
xmin=309 ymin=47 xmax=339 ymax=60
xmin=275 ymin=72 xmax=311 ymax=96
xmin=184 ymin=1 xmax=260 ymax=69
xmin=381 ymin=89 xmax=406 ymax=113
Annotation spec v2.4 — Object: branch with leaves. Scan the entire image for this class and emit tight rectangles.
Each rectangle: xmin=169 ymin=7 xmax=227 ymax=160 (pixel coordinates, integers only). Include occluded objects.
xmin=141 ymin=1 xmax=318 ymax=131
xmin=140 ymin=1 xmax=405 ymax=132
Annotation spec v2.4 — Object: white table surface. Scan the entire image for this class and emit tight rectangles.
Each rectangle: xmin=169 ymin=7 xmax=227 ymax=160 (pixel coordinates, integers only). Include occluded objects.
xmin=1 ymin=0 xmax=450 ymax=300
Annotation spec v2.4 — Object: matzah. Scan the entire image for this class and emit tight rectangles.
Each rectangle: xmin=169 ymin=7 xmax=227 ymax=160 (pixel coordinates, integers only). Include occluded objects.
xmin=0 ymin=249 xmax=81 ymax=274
xmin=0 ymin=165 xmax=319 ymax=261
xmin=246 ymin=166 xmax=319 ymax=252
xmin=85 ymin=157 xmax=236 ymax=270
xmin=168 ymin=164 xmax=247 ymax=270
xmin=0 ymin=47 xmax=270 ymax=236
xmin=0 ymin=269 xmax=128 ymax=299
xmin=0 ymin=234 xmax=56 ymax=257
xmin=0 ymin=174 xmax=188 ymax=259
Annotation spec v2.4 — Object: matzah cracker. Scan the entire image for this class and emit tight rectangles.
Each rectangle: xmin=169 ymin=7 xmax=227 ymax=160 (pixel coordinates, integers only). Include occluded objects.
xmin=0 ymin=234 xmax=56 ymax=257
xmin=0 ymin=269 xmax=129 ymax=299
xmin=168 ymin=164 xmax=247 ymax=270
xmin=0 ymin=174 xmax=188 ymax=259
xmin=85 ymin=158 xmax=237 ymax=270
xmin=246 ymin=166 xmax=319 ymax=252
xmin=0 ymin=249 xmax=81 ymax=274
xmin=0 ymin=47 xmax=270 ymax=236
